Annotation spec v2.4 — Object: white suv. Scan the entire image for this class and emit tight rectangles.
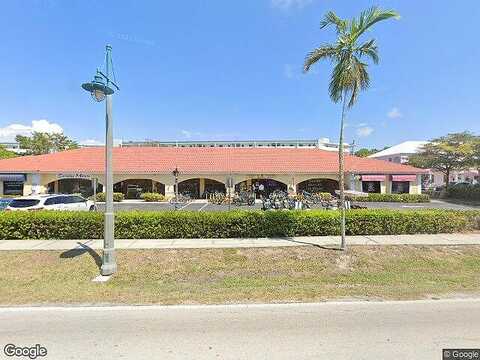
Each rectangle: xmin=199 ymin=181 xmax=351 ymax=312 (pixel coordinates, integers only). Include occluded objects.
xmin=6 ymin=194 xmax=96 ymax=211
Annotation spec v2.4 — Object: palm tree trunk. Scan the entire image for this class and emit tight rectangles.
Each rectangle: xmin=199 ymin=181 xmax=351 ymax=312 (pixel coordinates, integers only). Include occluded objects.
xmin=445 ymin=168 xmax=450 ymax=191
xmin=339 ymin=90 xmax=347 ymax=250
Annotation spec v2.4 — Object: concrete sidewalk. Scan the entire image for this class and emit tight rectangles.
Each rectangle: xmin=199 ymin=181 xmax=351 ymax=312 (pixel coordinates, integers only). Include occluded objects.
xmin=0 ymin=233 xmax=478 ymax=250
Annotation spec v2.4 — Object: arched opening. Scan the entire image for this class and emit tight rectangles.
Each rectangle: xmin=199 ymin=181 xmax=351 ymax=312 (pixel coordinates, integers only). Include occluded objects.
xmin=296 ymin=178 xmax=339 ymax=195
xmin=47 ymin=179 xmax=103 ymax=197
xmin=177 ymin=178 xmax=226 ymax=199
xmin=235 ymin=178 xmax=287 ymax=197
xmin=204 ymin=179 xmax=226 ymax=196
xmin=113 ymin=179 xmax=165 ymax=199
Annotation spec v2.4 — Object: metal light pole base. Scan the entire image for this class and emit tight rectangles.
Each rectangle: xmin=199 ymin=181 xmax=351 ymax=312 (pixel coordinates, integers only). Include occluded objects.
xmin=101 ymin=248 xmax=117 ymax=275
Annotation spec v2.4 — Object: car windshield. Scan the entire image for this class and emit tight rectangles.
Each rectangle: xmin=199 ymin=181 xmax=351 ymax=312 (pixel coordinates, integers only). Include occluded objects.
xmin=0 ymin=199 xmax=12 ymax=209
xmin=9 ymin=199 xmax=41 ymax=208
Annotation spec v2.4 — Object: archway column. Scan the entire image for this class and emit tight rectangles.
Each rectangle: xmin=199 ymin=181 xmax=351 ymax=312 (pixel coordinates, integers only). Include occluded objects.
xmin=165 ymin=185 xmax=174 ymax=197
xmin=199 ymin=178 xmax=205 ymax=196
xmin=288 ymin=176 xmax=296 ymax=195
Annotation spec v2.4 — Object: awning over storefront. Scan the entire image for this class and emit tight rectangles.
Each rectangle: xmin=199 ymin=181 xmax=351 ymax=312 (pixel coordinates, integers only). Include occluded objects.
xmin=361 ymin=175 xmax=386 ymax=181
xmin=0 ymin=174 xmax=26 ymax=182
xmin=391 ymin=175 xmax=417 ymax=182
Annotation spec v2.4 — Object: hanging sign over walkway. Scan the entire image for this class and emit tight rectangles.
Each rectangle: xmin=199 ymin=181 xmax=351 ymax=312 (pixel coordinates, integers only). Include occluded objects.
xmin=361 ymin=175 xmax=386 ymax=182
xmin=391 ymin=175 xmax=417 ymax=182
xmin=57 ymin=173 xmax=92 ymax=180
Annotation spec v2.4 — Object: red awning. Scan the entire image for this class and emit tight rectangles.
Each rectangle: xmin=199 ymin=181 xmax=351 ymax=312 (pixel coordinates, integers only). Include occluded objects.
xmin=361 ymin=175 xmax=386 ymax=181
xmin=391 ymin=175 xmax=417 ymax=182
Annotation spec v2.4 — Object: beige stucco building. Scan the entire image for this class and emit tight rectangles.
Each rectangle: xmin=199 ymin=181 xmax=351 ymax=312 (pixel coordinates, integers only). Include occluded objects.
xmin=0 ymin=147 xmax=425 ymax=198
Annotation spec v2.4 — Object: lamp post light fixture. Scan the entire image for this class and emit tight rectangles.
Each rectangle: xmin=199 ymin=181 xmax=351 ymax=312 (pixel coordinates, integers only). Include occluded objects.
xmin=172 ymin=167 xmax=179 ymax=210
xmin=81 ymin=45 xmax=120 ymax=276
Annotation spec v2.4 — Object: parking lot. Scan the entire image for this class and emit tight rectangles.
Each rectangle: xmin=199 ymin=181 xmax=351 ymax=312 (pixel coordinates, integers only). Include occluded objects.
xmin=96 ymin=199 xmax=478 ymax=212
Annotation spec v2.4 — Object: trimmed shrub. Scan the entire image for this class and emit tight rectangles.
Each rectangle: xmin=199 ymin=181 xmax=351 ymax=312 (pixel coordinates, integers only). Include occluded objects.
xmin=91 ymin=192 xmax=124 ymax=202
xmin=141 ymin=192 xmax=166 ymax=202
xmin=447 ymin=184 xmax=480 ymax=202
xmin=315 ymin=192 xmax=334 ymax=201
xmin=349 ymin=193 xmax=430 ymax=203
xmin=0 ymin=209 xmax=477 ymax=240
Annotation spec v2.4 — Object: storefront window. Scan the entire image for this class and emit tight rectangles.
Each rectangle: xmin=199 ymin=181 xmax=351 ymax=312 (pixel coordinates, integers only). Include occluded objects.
xmin=362 ymin=181 xmax=381 ymax=193
xmin=392 ymin=181 xmax=410 ymax=194
xmin=3 ymin=181 xmax=24 ymax=195
xmin=297 ymin=178 xmax=339 ymax=194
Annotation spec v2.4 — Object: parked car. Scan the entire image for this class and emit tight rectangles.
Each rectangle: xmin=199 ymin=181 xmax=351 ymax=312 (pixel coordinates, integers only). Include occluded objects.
xmin=5 ymin=194 xmax=96 ymax=211
xmin=0 ymin=198 xmax=13 ymax=210
xmin=450 ymin=182 xmax=471 ymax=188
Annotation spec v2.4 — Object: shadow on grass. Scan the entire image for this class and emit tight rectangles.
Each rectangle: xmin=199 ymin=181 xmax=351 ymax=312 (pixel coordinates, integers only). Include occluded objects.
xmin=60 ymin=242 xmax=102 ymax=270
xmin=279 ymin=237 xmax=344 ymax=251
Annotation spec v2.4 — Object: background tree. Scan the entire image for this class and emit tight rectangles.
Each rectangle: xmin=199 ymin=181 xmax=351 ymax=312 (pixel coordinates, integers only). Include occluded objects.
xmin=0 ymin=145 xmax=17 ymax=159
xmin=471 ymin=135 xmax=480 ymax=176
xmin=408 ymin=132 xmax=477 ymax=190
xmin=49 ymin=133 xmax=79 ymax=153
xmin=303 ymin=6 xmax=398 ymax=249
xmin=15 ymin=132 xmax=78 ymax=155
xmin=355 ymin=147 xmax=380 ymax=157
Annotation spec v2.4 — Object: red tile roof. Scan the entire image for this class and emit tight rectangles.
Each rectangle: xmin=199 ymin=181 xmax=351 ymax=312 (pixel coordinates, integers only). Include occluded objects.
xmin=0 ymin=147 xmax=426 ymax=174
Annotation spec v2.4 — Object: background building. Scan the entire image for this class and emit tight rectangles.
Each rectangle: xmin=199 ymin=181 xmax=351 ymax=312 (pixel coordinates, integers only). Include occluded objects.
xmin=0 ymin=142 xmax=28 ymax=155
xmin=368 ymin=140 xmax=479 ymax=187
xmin=120 ymin=138 xmax=352 ymax=152
xmin=368 ymin=141 xmax=428 ymax=164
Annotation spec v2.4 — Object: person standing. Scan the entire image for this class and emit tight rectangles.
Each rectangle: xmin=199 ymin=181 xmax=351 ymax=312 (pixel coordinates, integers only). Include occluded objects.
xmin=258 ymin=183 xmax=265 ymax=199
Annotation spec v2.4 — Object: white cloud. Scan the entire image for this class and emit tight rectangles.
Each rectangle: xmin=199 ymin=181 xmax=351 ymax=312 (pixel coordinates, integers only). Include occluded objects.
xmin=0 ymin=119 xmax=63 ymax=142
xmin=79 ymin=139 xmax=104 ymax=146
xmin=284 ymin=64 xmax=295 ymax=79
xmin=387 ymin=107 xmax=402 ymax=119
xmin=180 ymin=129 xmax=205 ymax=139
xmin=356 ymin=126 xmax=374 ymax=137
xmin=179 ymin=130 xmax=238 ymax=141
xmin=180 ymin=130 xmax=193 ymax=139
xmin=271 ymin=0 xmax=312 ymax=10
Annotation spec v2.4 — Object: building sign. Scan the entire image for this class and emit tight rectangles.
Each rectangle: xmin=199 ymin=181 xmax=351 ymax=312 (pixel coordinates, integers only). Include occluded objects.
xmin=391 ymin=175 xmax=416 ymax=182
xmin=361 ymin=175 xmax=386 ymax=182
xmin=301 ymin=179 xmax=336 ymax=193
xmin=57 ymin=173 xmax=92 ymax=180
xmin=0 ymin=174 xmax=26 ymax=182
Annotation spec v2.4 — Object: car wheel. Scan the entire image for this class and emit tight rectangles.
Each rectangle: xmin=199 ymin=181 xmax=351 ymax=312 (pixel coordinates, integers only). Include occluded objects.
xmin=89 ymin=205 xmax=96 ymax=211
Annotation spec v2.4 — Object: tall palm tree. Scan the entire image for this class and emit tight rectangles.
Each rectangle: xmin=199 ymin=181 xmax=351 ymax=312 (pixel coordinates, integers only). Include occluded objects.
xmin=304 ymin=7 xmax=399 ymax=250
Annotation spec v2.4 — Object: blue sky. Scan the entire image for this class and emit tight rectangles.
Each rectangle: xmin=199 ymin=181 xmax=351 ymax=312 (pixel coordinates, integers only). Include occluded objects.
xmin=1 ymin=0 xmax=479 ymax=149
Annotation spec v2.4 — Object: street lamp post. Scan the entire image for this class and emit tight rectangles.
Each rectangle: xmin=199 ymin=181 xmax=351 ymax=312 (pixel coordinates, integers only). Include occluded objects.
xmin=172 ymin=167 xmax=179 ymax=210
xmin=82 ymin=45 xmax=120 ymax=276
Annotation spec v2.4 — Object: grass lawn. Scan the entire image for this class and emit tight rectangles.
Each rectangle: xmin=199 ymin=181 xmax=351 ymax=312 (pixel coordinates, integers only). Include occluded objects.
xmin=1 ymin=246 xmax=480 ymax=305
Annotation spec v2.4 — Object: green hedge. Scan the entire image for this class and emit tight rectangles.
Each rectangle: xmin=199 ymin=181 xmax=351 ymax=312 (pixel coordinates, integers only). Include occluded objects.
xmin=0 ymin=209 xmax=477 ymax=240
xmin=141 ymin=192 xmax=166 ymax=202
xmin=90 ymin=192 xmax=125 ymax=202
xmin=447 ymin=184 xmax=480 ymax=202
xmin=349 ymin=193 xmax=430 ymax=203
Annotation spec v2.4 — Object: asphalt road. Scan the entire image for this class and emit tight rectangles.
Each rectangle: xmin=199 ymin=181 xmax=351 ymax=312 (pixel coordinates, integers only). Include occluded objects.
xmin=97 ymin=199 xmax=477 ymax=212
xmin=1 ymin=300 xmax=479 ymax=360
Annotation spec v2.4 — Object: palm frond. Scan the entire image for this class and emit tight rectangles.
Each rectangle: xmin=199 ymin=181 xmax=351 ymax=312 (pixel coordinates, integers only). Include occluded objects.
xmin=303 ymin=44 xmax=337 ymax=72
xmin=320 ymin=11 xmax=347 ymax=34
xmin=347 ymin=57 xmax=370 ymax=107
xmin=328 ymin=54 xmax=352 ymax=103
xmin=355 ymin=39 xmax=379 ymax=64
xmin=305 ymin=7 xmax=397 ymax=106
xmin=328 ymin=63 xmax=345 ymax=103
xmin=352 ymin=6 xmax=399 ymax=40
